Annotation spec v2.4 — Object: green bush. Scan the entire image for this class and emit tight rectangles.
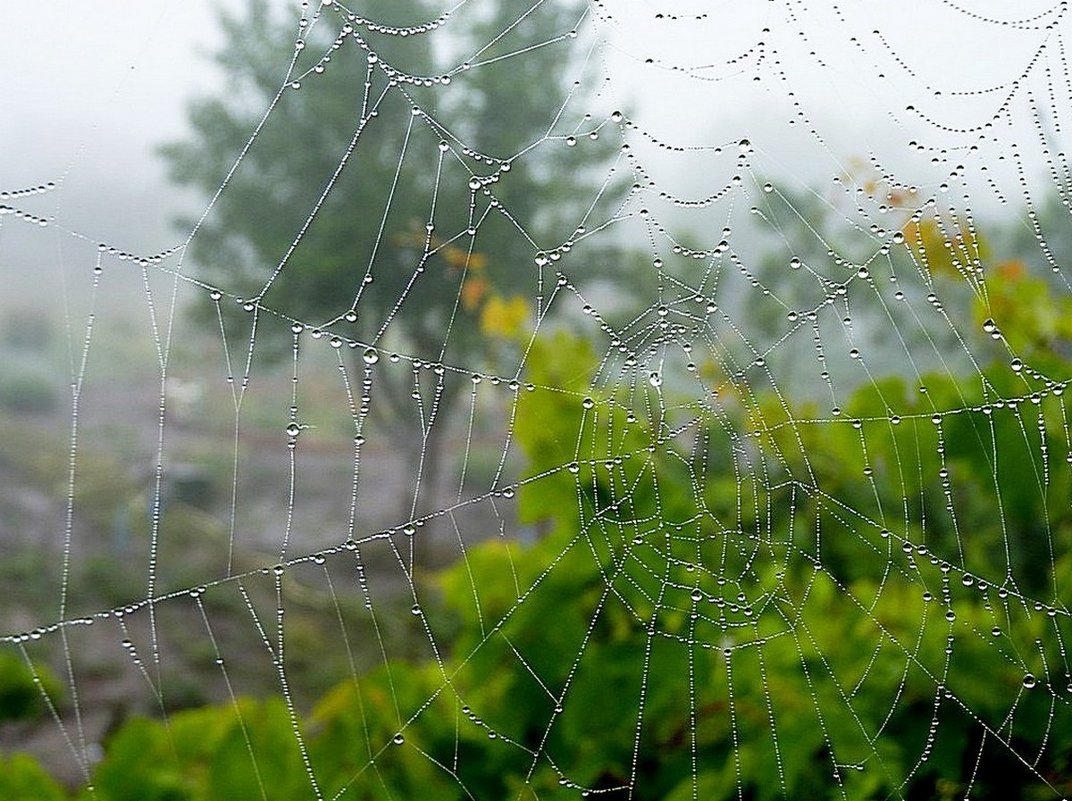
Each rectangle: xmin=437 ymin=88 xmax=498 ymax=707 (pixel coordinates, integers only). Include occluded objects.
xmin=0 ymin=651 xmax=61 ymax=723
xmin=0 ymin=752 xmax=66 ymax=801
xmin=8 ymin=261 xmax=1072 ymax=799
xmin=0 ymin=327 xmax=1057 ymax=800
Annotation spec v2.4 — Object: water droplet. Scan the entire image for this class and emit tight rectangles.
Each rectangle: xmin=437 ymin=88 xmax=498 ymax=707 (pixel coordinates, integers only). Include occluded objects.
xmin=892 ymin=231 xmax=905 ymax=244
xmin=582 ymin=397 xmax=594 ymax=409
xmin=1023 ymin=673 xmax=1037 ymax=689
xmin=565 ymin=136 xmax=577 ymax=147
xmin=648 ymin=372 xmax=662 ymax=388
xmin=286 ymin=423 xmax=301 ymax=438
xmin=393 ymin=733 xmax=405 ymax=745
xmin=363 ymin=348 xmax=379 ymax=365
xmin=1011 ymin=358 xmax=1023 ymax=373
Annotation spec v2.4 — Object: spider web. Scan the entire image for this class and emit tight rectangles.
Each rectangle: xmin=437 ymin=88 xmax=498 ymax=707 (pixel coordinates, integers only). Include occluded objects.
xmin=2 ymin=0 xmax=1072 ymax=799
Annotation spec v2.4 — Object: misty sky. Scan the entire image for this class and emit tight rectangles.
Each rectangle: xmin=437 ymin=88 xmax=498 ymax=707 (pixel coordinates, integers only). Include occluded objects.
xmin=1 ymin=1 xmax=223 ymax=254
xmin=0 ymin=0 xmax=1064 ymax=281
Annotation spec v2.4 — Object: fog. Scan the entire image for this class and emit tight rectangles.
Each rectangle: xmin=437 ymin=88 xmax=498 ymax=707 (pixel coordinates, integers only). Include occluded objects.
xmin=2 ymin=1 xmax=1071 ymax=793
xmin=2 ymin=0 xmax=1059 ymax=418
xmin=2 ymin=0 xmax=1059 ymax=281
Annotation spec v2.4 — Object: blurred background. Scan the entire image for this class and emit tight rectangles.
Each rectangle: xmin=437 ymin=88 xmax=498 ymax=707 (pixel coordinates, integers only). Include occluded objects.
xmin=2 ymin=1 xmax=1072 ymax=798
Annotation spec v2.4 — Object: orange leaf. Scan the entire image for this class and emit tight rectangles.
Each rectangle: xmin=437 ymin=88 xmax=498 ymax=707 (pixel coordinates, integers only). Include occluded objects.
xmin=461 ymin=276 xmax=488 ymax=311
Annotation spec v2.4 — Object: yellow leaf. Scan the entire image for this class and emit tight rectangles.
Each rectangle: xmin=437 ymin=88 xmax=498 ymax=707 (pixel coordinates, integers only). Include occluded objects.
xmin=442 ymin=245 xmax=488 ymax=272
xmin=442 ymin=245 xmax=469 ymax=271
xmin=901 ymin=217 xmax=984 ymax=278
xmin=480 ymin=294 xmax=529 ymax=339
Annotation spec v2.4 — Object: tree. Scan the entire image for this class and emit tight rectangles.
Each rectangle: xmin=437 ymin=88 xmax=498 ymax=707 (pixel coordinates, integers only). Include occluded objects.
xmin=161 ymin=0 xmax=622 ymax=565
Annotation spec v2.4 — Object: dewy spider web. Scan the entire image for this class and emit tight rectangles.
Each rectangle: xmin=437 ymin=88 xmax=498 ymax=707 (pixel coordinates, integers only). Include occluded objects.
xmin=3 ymin=0 xmax=1072 ymax=798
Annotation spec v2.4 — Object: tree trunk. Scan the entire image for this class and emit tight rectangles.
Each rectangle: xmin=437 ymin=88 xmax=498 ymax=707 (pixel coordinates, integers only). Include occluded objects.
xmin=398 ymin=412 xmax=449 ymax=572
xmin=367 ymin=356 xmax=460 ymax=575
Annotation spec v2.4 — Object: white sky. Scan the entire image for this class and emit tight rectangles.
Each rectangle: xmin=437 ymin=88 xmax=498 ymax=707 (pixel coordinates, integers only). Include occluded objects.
xmin=0 ymin=0 xmax=1064 ymax=268
xmin=0 ymin=1 xmax=223 ymax=257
